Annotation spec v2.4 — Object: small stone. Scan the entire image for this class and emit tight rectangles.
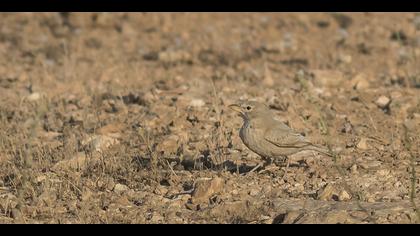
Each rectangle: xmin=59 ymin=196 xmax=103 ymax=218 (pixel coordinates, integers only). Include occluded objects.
xmin=338 ymin=54 xmax=352 ymax=64
xmin=263 ymin=64 xmax=275 ymax=86
xmin=249 ymin=188 xmax=259 ymax=196
xmin=153 ymin=186 xmax=168 ymax=196
xmin=65 ymin=104 xmax=79 ymax=112
xmin=52 ymin=152 xmax=87 ymax=171
xmin=158 ymin=50 xmax=191 ymax=64
xmin=340 ymin=119 xmax=353 ymax=133
xmin=319 ymin=172 xmax=328 ymax=180
xmin=35 ymin=175 xmax=47 ymax=183
xmin=155 ymin=135 xmax=179 ymax=155
xmin=181 ymin=194 xmax=190 ymax=202
xmin=338 ymin=190 xmax=352 ymax=201
xmin=38 ymin=189 xmax=58 ymax=206
xmin=311 ymin=70 xmax=345 ymax=88
xmin=377 ymin=169 xmax=390 ymax=177
xmin=67 ymin=111 xmax=84 ymax=124
xmin=150 ymin=213 xmax=164 ymax=223
xmin=350 ymin=211 xmax=369 ymax=220
xmin=96 ymin=177 xmax=116 ymax=191
xmin=189 ymin=99 xmax=205 ymax=108
xmin=114 ymin=183 xmax=129 ymax=194
xmin=324 ymin=210 xmax=350 ymax=224
xmin=82 ymin=135 xmax=119 ymax=152
xmin=351 ymin=73 xmax=370 ymax=90
xmin=292 ymin=183 xmax=305 ymax=193
xmin=185 ymin=203 xmax=197 ymax=211
xmin=191 ymin=177 xmax=224 ymax=204
xmin=390 ymin=91 xmax=402 ymax=100
xmin=357 ymin=138 xmax=370 ymax=150
xmin=394 ymin=181 xmax=402 ymax=188
xmin=350 ymin=164 xmax=358 ymax=174
xmin=375 ymin=95 xmax=391 ymax=109
xmin=81 ymin=189 xmax=93 ymax=202
xmin=404 ymin=119 xmax=417 ymax=131
xmin=27 ymin=92 xmax=42 ymax=101
xmin=11 ymin=209 xmax=22 ymax=219
xmin=18 ymin=72 xmax=29 ymax=82
xmin=96 ymin=123 xmax=124 ymax=138
xmin=359 ymin=160 xmax=382 ymax=169
xmin=366 ymin=196 xmax=376 ymax=203
xmin=262 ymin=41 xmax=282 ymax=53
xmin=41 ymin=131 xmax=63 ymax=141
xmin=103 ymin=99 xmax=125 ymax=113
xmin=121 ymin=22 xmax=136 ymax=36
xmin=318 ymin=184 xmax=338 ymax=201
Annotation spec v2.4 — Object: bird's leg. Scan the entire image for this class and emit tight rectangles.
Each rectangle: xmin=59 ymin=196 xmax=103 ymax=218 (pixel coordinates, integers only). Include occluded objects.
xmin=248 ymin=157 xmax=271 ymax=174
xmin=282 ymin=157 xmax=290 ymax=180
xmin=248 ymin=162 xmax=264 ymax=173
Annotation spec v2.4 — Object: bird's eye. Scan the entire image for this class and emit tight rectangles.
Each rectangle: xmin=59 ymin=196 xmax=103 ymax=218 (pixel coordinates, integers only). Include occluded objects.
xmin=246 ymin=106 xmax=252 ymax=111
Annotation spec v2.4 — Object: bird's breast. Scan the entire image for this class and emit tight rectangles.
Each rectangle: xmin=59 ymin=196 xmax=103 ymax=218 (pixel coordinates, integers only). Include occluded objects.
xmin=239 ymin=120 xmax=251 ymax=145
xmin=239 ymin=120 xmax=269 ymax=158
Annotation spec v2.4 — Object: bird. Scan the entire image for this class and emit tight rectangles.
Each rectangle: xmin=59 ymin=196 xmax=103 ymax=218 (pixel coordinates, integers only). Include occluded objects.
xmin=229 ymin=100 xmax=332 ymax=173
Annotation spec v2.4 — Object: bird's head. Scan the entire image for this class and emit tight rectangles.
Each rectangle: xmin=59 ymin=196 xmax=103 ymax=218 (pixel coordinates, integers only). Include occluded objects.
xmin=228 ymin=100 xmax=271 ymax=121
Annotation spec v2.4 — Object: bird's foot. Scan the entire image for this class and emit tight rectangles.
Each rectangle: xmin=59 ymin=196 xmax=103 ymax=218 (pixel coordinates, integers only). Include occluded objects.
xmin=247 ymin=162 xmax=264 ymax=174
xmin=257 ymin=164 xmax=280 ymax=174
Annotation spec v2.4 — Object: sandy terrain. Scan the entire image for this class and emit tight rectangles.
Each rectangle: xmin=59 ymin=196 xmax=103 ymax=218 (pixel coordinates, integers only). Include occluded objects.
xmin=0 ymin=13 xmax=419 ymax=223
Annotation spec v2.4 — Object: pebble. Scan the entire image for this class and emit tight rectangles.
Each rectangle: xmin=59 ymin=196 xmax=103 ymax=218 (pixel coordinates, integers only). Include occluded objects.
xmin=27 ymin=92 xmax=42 ymax=101
xmin=338 ymin=190 xmax=352 ymax=201
xmin=351 ymin=73 xmax=370 ymax=90
xmin=359 ymin=160 xmax=382 ymax=169
xmin=52 ymin=152 xmax=87 ymax=171
xmin=375 ymin=95 xmax=391 ymax=109
xmin=350 ymin=164 xmax=358 ymax=174
xmin=114 ymin=184 xmax=129 ymax=194
xmin=357 ymin=138 xmax=370 ymax=150
xmin=249 ymin=188 xmax=259 ymax=197
xmin=318 ymin=184 xmax=338 ymax=201
xmin=189 ymin=99 xmax=206 ymax=108
xmin=311 ymin=69 xmax=345 ymax=87
xmin=191 ymin=177 xmax=224 ymax=204
xmin=82 ymin=135 xmax=119 ymax=152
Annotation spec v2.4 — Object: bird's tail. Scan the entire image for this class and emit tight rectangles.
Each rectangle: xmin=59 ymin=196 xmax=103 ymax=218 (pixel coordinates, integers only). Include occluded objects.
xmin=307 ymin=144 xmax=334 ymax=157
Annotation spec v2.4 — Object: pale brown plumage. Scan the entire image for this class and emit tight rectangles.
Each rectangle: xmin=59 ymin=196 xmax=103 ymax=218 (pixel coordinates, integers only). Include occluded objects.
xmin=229 ymin=100 xmax=332 ymax=163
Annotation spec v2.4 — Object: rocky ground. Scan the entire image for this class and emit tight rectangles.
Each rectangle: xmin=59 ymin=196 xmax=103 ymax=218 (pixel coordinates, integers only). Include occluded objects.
xmin=0 ymin=13 xmax=419 ymax=224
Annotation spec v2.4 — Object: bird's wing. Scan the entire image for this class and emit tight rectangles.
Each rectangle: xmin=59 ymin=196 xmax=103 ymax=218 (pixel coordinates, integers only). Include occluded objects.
xmin=264 ymin=123 xmax=312 ymax=148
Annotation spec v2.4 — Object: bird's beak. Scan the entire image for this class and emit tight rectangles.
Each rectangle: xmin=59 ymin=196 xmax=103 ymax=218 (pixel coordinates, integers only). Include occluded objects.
xmin=229 ymin=103 xmax=247 ymax=120
xmin=228 ymin=104 xmax=242 ymax=113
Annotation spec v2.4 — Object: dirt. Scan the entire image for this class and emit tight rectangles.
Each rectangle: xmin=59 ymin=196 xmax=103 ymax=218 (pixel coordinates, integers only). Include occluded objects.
xmin=0 ymin=13 xmax=419 ymax=224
